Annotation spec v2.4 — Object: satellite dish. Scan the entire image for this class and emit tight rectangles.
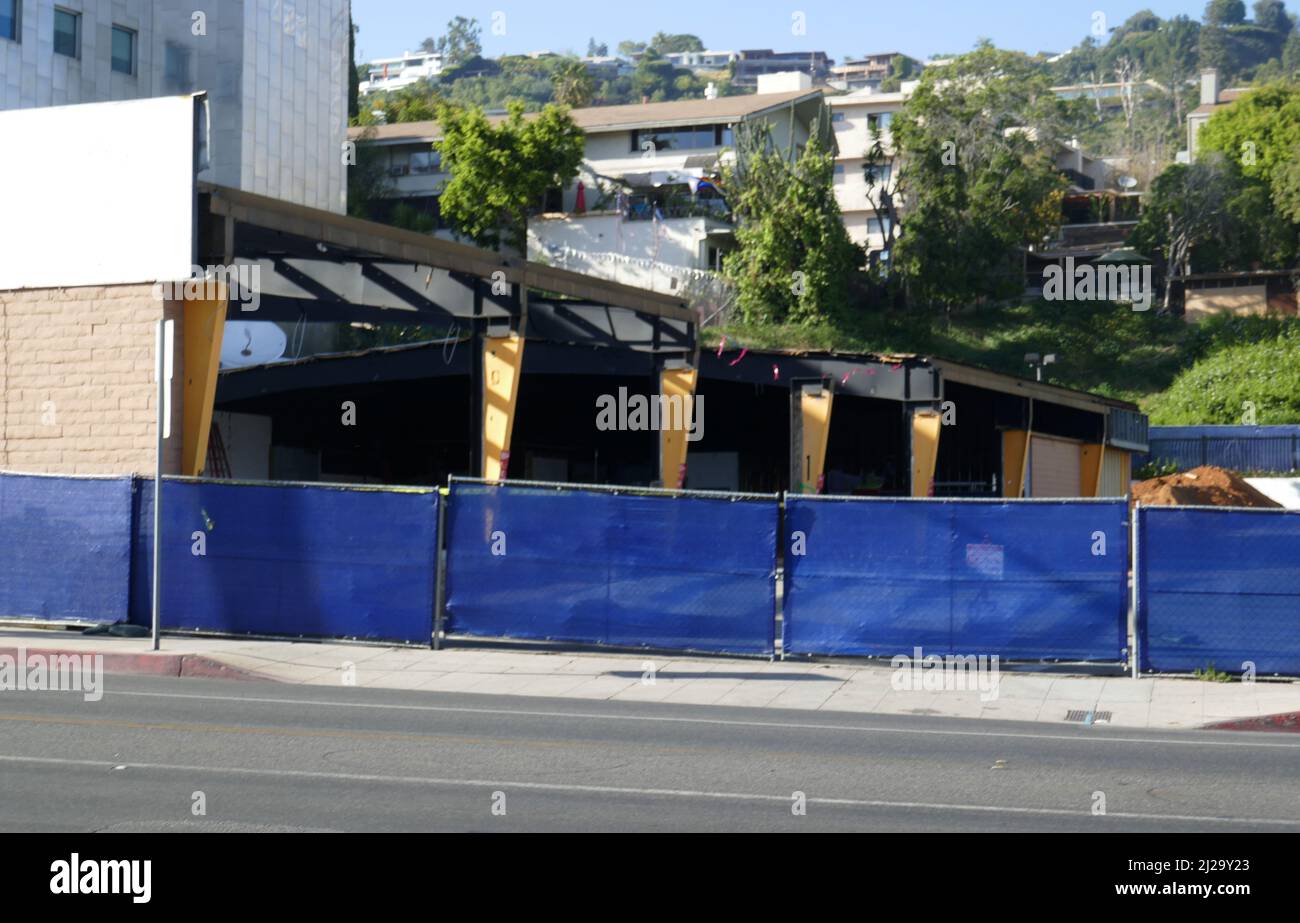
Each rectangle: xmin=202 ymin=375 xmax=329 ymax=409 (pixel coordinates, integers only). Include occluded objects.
xmin=221 ymin=321 xmax=288 ymax=369
xmin=1117 ymin=175 xmax=1139 ymax=189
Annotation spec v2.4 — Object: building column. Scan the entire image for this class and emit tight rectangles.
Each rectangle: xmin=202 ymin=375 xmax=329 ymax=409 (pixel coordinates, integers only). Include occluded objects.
xmin=659 ymin=366 xmax=697 ymax=489
xmin=482 ymin=333 xmax=525 ymax=481
xmin=910 ymin=407 xmax=942 ymax=498
xmin=1002 ymin=430 xmax=1031 ymax=498
xmin=790 ymin=379 xmax=834 ymax=494
xmin=180 ymin=285 xmax=227 ymax=477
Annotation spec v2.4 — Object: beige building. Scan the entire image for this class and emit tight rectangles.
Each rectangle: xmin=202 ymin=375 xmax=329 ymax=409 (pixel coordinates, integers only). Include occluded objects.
xmin=827 ymin=84 xmax=915 ymax=259
xmin=349 ymin=75 xmax=831 ymax=295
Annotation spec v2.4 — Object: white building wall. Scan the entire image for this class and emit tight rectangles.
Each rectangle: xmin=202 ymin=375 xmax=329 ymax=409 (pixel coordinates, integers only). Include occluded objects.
xmin=1 ymin=0 xmax=348 ymax=212
xmin=528 ymin=213 xmax=725 ymax=294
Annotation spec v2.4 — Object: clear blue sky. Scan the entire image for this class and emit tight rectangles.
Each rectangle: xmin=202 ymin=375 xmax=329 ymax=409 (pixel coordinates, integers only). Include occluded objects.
xmin=351 ymin=0 xmax=1212 ymax=65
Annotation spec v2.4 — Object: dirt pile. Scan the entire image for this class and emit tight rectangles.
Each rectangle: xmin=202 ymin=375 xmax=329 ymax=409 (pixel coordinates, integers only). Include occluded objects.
xmin=1131 ymin=465 xmax=1282 ymax=509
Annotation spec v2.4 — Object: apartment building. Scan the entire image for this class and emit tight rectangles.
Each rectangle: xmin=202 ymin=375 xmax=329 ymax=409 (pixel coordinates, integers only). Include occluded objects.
xmin=732 ymin=49 xmax=831 ymax=88
xmin=348 ymin=73 xmax=830 ymax=296
xmin=829 ymin=52 xmax=899 ymax=91
xmin=0 ymin=0 xmax=350 ymax=213
xmin=359 ymin=50 xmax=444 ymax=95
xmin=827 ymin=84 xmax=915 ymax=259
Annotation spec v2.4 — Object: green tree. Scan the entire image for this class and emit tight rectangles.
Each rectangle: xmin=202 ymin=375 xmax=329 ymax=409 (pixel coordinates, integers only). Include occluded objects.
xmin=889 ymin=44 xmax=1070 ymax=308
xmin=348 ymin=4 xmax=359 ymax=121
xmin=722 ymin=115 xmax=864 ymax=325
xmin=1206 ymin=0 xmax=1247 ymax=25
xmin=422 ymin=16 xmax=482 ymax=68
xmin=551 ymin=59 xmax=595 ymax=107
xmin=1198 ymin=80 xmax=1300 ymax=216
xmin=434 ymin=100 xmax=585 ymax=255
xmin=1253 ymin=0 xmax=1293 ymax=32
xmin=617 ymin=40 xmax=647 ymax=57
xmin=649 ymin=33 xmax=705 ymax=54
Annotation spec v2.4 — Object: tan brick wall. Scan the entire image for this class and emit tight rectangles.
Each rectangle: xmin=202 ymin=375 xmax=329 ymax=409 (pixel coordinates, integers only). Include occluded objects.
xmin=0 ymin=284 xmax=185 ymax=476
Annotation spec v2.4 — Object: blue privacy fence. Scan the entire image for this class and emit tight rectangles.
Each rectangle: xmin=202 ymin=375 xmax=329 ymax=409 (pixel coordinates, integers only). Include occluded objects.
xmin=1137 ymin=506 xmax=1300 ymax=675
xmin=444 ymin=479 xmax=778 ymax=655
xmin=783 ymin=497 xmax=1129 ymax=661
xmin=130 ymin=479 xmax=439 ymax=644
xmin=0 ymin=473 xmax=133 ymax=625
xmin=1140 ymin=425 xmax=1300 ymax=473
xmin=5 ymin=470 xmax=1300 ymax=674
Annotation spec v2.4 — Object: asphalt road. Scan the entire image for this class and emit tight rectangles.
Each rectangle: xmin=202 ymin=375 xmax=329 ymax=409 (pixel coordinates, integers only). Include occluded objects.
xmin=1 ymin=675 xmax=1298 ymax=832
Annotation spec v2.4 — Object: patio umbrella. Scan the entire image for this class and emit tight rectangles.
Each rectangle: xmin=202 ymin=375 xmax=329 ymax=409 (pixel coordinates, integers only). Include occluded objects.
xmin=574 ymin=181 xmax=586 ymax=214
xmin=1093 ymin=247 xmax=1151 ymax=265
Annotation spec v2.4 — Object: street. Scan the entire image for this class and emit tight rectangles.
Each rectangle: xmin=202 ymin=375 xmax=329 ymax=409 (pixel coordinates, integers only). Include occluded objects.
xmin=1 ymin=675 xmax=1298 ymax=832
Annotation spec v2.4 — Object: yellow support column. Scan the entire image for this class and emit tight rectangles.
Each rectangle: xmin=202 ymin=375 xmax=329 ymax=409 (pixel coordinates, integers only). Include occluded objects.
xmin=911 ymin=409 xmax=942 ymax=498
xmin=483 ymin=333 xmax=525 ymax=481
xmin=799 ymin=386 xmax=834 ymax=494
xmin=1080 ymin=444 xmax=1105 ymax=497
xmin=659 ymin=367 xmax=698 ymax=489
xmin=181 ymin=284 xmax=227 ymax=477
xmin=1002 ymin=429 xmax=1031 ymax=498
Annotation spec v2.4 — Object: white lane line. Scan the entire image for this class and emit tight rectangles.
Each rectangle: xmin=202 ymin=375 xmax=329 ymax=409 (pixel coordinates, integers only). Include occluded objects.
xmin=99 ymin=688 xmax=1300 ymax=749
xmin=0 ymin=753 xmax=1295 ymax=827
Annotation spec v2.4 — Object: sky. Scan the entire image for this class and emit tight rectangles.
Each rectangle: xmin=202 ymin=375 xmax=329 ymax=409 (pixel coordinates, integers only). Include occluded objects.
xmin=351 ymin=0 xmax=1213 ymax=66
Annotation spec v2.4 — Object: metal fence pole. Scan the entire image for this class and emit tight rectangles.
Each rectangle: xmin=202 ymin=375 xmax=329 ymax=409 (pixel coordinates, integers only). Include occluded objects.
xmin=433 ymin=488 xmax=448 ymax=651
xmin=1130 ymin=501 xmax=1141 ymax=680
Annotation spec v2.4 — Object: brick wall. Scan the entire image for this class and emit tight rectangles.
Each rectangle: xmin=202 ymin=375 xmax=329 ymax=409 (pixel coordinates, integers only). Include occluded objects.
xmin=0 ymin=284 xmax=184 ymax=476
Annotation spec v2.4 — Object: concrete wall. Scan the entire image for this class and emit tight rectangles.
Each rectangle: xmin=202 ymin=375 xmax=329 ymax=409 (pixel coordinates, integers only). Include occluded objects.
xmin=1184 ymin=285 xmax=1269 ymax=322
xmin=0 ymin=284 xmax=183 ymax=476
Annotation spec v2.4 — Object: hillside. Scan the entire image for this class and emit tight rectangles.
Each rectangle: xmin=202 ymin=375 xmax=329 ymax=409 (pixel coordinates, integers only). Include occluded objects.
xmin=708 ymin=305 xmax=1300 ymax=418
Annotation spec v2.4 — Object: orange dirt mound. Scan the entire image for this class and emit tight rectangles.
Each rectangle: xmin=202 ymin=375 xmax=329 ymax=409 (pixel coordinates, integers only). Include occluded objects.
xmin=1131 ymin=465 xmax=1282 ymax=509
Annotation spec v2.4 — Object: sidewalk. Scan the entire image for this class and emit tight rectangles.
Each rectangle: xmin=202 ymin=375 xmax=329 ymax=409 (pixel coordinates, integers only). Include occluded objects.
xmin=4 ymin=627 xmax=1299 ymax=731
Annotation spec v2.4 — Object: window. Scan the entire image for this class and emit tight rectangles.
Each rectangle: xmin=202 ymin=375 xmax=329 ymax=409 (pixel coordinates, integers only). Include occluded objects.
xmin=409 ymin=150 xmax=440 ymax=174
xmin=1 ymin=0 xmax=18 ymax=42
xmin=54 ymin=8 xmax=79 ymax=57
xmin=831 ymin=112 xmax=846 ymax=123
xmin=163 ymin=42 xmax=193 ymax=92
xmin=111 ymin=25 xmax=135 ymax=75
xmin=867 ymin=112 xmax=893 ymax=134
xmin=833 ymin=164 xmax=845 ymax=182
xmin=631 ymin=124 xmax=730 ymax=154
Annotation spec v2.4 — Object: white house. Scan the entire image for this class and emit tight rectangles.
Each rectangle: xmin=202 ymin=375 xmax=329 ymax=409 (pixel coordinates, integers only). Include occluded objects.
xmin=360 ymin=51 xmax=444 ymax=95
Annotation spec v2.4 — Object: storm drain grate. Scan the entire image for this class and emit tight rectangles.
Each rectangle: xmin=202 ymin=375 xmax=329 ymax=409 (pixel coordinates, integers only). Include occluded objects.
xmin=1065 ymin=709 xmax=1112 ymax=723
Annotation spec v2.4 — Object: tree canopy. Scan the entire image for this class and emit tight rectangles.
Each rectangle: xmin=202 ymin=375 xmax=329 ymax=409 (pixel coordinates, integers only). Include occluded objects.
xmin=434 ymin=101 xmax=585 ymax=255
xmin=890 ymin=44 xmax=1069 ymax=308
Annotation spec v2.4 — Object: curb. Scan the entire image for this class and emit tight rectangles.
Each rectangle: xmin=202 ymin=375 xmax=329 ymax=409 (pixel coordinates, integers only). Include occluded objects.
xmin=0 ymin=646 xmax=269 ymax=682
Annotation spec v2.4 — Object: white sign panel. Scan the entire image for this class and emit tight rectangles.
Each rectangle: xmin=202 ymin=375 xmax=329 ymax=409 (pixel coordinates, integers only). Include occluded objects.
xmin=0 ymin=96 xmax=200 ymax=291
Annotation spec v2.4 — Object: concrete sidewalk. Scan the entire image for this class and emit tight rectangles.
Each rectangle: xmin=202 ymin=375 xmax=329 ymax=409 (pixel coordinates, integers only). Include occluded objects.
xmin=4 ymin=627 xmax=1299 ymax=731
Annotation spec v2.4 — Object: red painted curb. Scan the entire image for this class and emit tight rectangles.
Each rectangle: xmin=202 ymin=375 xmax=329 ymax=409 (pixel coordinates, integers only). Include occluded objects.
xmin=1205 ymin=712 xmax=1300 ymax=733
xmin=0 ymin=646 xmax=268 ymax=682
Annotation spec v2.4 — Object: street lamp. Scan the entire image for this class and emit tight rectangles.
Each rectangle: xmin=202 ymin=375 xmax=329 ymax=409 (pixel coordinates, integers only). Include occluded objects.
xmin=1025 ymin=352 xmax=1057 ymax=382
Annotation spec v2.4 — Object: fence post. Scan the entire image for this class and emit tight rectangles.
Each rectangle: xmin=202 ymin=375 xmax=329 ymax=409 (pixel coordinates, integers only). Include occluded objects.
xmin=776 ymin=492 xmax=785 ymax=662
xmin=432 ymin=486 xmax=448 ymax=651
xmin=1130 ymin=500 xmax=1141 ymax=680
